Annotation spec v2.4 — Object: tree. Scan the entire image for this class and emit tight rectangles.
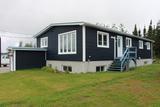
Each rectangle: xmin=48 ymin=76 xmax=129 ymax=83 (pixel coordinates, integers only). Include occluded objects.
xmin=154 ymin=23 xmax=160 ymax=58
xmin=118 ymin=24 xmax=128 ymax=33
xmin=143 ymin=26 xmax=147 ymax=38
xmin=24 ymin=43 xmax=33 ymax=47
xmin=147 ymin=20 xmax=153 ymax=39
xmin=19 ymin=41 xmax=23 ymax=47
xmin=132 ymin=24 xmax=138 ymax=36
xmin=138 ymin=29 xmax=141 ymax=37
xmin=111 ymin=24 xmax=118 ymax=30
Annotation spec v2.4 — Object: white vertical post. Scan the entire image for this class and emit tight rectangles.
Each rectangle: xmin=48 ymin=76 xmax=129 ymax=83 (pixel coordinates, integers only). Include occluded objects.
xmin=82 ymin=25 xmax=86 ymax=62
xmin=13 ymin=50 xmax=16 ymax=71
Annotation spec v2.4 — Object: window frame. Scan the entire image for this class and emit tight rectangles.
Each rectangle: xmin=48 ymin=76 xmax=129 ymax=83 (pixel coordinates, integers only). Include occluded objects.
xmin=58 ymin=30 xmax=77 ymax=55
xmin=97 ymin=31 xmax=109 ymax=48
xmin=139 ymin=40 xmax=143 ymax=49
xmin=40 ymin=37 xmax=48 ymax=48
xmin=96 ymin=66 xmax=105 ymax=72
xmin=126 ymin=37 xmax=132 ymax=48
xmin=146 ymin=42 xmax=151 ymax=50
xmin=63 ymin=65 xmax=72 ymax=72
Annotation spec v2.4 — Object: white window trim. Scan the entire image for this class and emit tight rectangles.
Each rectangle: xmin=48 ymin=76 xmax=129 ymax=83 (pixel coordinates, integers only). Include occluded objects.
xmin=126 ymin=37 xmax=132 ymax=48
xmin=139 ymin=40 xmax=143 ymax=49
xmin=97 ymin=31 xmax=109 ymax=48
xmin=40 ymin=37 xmax=48 ymax=48
xmin=146 ymin=42 xmax=151 ymax=50
xmin=58 ymin=30 xmax=77 ymax=55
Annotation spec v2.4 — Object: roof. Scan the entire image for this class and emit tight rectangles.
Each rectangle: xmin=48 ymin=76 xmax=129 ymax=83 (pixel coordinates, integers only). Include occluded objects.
xmin=7 ymin=47 xmax=47 ymax=51
xmin=34 ymin=21 xmax=154 ymax=42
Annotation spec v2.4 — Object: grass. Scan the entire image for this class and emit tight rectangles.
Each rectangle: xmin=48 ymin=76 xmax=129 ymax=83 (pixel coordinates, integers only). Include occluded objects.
xmin=0 ymin=64 xmax=160 ymax=107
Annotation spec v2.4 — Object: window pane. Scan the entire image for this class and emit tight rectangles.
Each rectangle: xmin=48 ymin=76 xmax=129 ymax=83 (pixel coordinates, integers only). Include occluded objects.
xmin=68 ymin=66 xmax=72 ymax=72
xmin=98 ymin=34 xmax=102 ymax=45
xmin=68 ymin=33 xmax=71 ymax=52
xmin=96 ymin=67 xmax=100 ymax=72
xmin=101 ymin=66 xmax=104 ymax=71
xmin=126 ymin=39 xmax=128 ymax=46
xmin=64 ymin=35 xmax=67 ymax=52
xmin=72 ymin=33 xmax=76 ymax=52
xmin=103 ymin=35 xmax=107 ymax=46
xmin=60 ymin=35 xmax=63 ymax=52
xmin=63 ymin=66 xmax=68 ymax=71
xmin=117 ymin=39 xmax=120 ymax=47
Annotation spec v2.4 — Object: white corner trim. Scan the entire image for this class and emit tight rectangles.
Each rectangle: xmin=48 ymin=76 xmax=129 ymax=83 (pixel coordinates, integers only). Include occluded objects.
xmin=14 ymin=50 xmax=16 ymax=71
xmin=82 ymin=25 xmax=86 ymax=62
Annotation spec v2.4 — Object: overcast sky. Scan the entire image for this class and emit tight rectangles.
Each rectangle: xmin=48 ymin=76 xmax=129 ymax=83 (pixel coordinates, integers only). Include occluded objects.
xmin=0 ymin=0 xmax=159 ymax=35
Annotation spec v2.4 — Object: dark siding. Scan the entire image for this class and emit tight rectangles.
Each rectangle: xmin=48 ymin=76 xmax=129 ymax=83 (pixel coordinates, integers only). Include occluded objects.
xmin=122 ymin=36 xmax=151 ymax=59
xmin=37 ymin=25 xmax=82 ymax=61
xmin=85 ymin=26 xmax=152 ymax=61
xmin=16 ymin=51 xmax=46 ymax=70
xmin=86 ymin=27 xmax=115 ymax=61
xmin=132 ymin=38 xmax=151 ymax=59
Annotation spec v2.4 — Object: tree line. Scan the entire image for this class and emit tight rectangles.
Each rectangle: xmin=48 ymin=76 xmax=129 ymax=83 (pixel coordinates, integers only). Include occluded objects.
xmin=132 ymin=20 xmax=160 ymax=58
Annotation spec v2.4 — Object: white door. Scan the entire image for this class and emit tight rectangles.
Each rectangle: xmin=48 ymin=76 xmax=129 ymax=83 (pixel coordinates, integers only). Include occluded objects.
xmin=117 ymin=36 xmax=123 ymax=57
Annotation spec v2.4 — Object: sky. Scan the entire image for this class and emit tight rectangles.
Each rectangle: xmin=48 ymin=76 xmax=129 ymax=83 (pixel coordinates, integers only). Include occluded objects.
xmin=0 ymin=0 xmax=160 ymax=35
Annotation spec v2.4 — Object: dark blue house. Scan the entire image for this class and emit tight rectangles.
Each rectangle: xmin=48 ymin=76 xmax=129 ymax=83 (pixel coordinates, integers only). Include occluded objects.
xmin=9 ymin=22 xmax=154 ymax=72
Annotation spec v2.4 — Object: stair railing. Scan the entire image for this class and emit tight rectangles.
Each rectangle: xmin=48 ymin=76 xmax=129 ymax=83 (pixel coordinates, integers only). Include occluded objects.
xmin=120 ymin=47 xmax=137 ymax=71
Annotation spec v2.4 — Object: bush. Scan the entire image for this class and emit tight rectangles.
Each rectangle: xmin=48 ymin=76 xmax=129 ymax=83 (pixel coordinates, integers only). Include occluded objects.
xmin=153 ymin=59 xmax=160 ymax=64
xmin=41 ymin=66 xmax=56 ymax=73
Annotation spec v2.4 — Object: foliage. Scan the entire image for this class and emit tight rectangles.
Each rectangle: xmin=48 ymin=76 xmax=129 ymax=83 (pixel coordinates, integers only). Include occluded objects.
xmin=138 ymin=29 xmax=141 ymax=37
xmin=143 ymin=26 xmax=147 ymax=37
xmin=118 ymin=24 xmax=128 ymax=33
xmin=24 ymin=43 xmax=33 ymax=47
xmin=133 ymin=20 xmax=160 ymax=58
xmin=41 ymin=66 xmax=56 ymax=73
xmin=147 ymin=20 xmax=153 ymax=39
xmin=19 ymin=41 xmax=23 ymax=47
xmin=0 ymin=64 xmax=160 ymax=106
xmin=132 ymin=24 xmax=138 ymax=36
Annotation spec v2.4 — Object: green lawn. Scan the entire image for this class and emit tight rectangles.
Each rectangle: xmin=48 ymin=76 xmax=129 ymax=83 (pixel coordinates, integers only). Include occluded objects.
xmin=0 ymin=64 xmax=160 ymax=107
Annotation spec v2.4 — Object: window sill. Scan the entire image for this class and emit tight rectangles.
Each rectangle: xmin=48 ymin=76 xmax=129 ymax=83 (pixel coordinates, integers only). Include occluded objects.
xmin=58 ymin=52 xmax=77 ymax=55
xmin=97 ymin=45 xmax=109 ymax=48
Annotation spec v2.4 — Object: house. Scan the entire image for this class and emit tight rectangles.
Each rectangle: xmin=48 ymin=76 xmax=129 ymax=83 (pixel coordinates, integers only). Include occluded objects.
xmin=8 ymin=22 xmax=154 ymax=72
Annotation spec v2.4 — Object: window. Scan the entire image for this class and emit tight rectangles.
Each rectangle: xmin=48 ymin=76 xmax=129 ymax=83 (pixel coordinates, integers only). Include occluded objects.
xmin=97 ymin=31 xmax=109 ymax=48
xmin=96 ymin=66 xmax=105 ymax=72
xmin=40 ymin=37 xmax=48 ymax=48
xmin=146 ymin=42 xmax=151 ymax=50
xmin=58 ymin=30 xmax=76 ymax=54
xmin=126 ymin=37 xmax=132 ymax=47
xmin=139 ymin=40 xmax=143 ymax=49
xmin=63 ymin=66 xmax=72 ymax=72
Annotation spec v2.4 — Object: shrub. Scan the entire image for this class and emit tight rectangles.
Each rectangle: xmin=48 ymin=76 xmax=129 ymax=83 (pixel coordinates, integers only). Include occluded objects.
xmin=41 ymin=66 xmax=56 ymax=73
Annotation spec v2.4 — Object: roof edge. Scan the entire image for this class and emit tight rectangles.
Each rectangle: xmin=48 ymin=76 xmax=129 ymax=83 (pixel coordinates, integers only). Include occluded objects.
xmin=7 ymin=47 xmax=47 ymax=51
xmin=34 ymin=21 xmax=154 ymax=42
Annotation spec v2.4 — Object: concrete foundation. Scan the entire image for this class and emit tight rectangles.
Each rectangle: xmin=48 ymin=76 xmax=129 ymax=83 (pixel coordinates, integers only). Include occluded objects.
xmin=47 ymin=59 xmax=153 ymax=73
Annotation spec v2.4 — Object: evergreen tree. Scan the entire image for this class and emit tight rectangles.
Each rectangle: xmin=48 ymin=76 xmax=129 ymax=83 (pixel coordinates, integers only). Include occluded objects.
xmin=147 ymin=20 xmax=153 ymax=39
xmin=138 ymin=29 xmax=141 ymax=37
xmin=154 ymin=23 xmax=160 ymax=58
xmin=132 ymin=24 xmax=138 ymax=36
xmin=143 ymin=26 xmax=147 ymax=38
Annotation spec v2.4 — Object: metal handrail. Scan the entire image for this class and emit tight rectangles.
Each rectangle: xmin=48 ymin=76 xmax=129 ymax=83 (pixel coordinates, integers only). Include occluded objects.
xmin=120 ymin=47 xmax=137 ymax=71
